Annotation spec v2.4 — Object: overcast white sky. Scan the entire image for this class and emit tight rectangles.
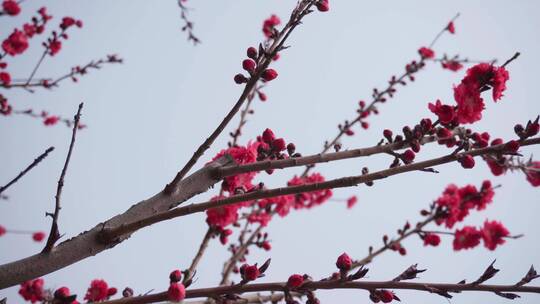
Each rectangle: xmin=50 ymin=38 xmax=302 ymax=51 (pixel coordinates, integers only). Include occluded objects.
xmin=1 ymin=1 xmax=540 ymax=303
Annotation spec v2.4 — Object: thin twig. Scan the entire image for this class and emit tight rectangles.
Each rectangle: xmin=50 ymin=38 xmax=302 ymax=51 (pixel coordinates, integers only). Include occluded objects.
xmin=185 ymin=228 xmax=214 ymax=283
xmin=0 ymin=147 xmax=54 ymax=195
xmin=221 ymin=225 xmax=263 ymax=286
xmin=42 ymin=103 xmax=83 ymax=252
xmin=353 ymin=215 xmax=437 ymax=268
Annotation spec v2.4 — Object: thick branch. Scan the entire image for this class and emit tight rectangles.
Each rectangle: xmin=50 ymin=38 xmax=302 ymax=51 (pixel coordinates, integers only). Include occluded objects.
xmin=43 ymin=103 xmax=83 ymax=252
xmin=0 ymin=156 xmax=234 ymax=289
xmin=0 ymin=146 xmax=54 ymax=195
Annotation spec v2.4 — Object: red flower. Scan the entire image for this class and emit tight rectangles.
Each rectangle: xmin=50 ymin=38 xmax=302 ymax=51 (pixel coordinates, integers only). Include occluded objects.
xmin=458 ymin=155 xmax=475 ymax=169
xmin=247 ymin=47 xmax=257 ymax=59
xmin=206 ymin=197 xmax=239 ymax=229
xmin=262 ymin=69 xmax=278 ymax=81
xmin=261 ymin=240 xmax=271 ymax=250
xmin=242 ymin=59 xmax=256 ymax=73
xmin=418 ymin=47 xmax=435 ymax=59
xmin=262 ymin=128 xmax=275 ymax=143
xmin=19 ymin=278 xmax=45 ymax=303
xmin=167 ymin=283 xmax=186 ymax=302
xmin=525 ymin=161 xmax=540 ymax=187
xmin=32 ymin=231 xmax=46 ymax=242
xmin=0 ymin=71 xmax=11 ymax=85
xmin=428 ymin=100 xmax=455 ymax=124
xmin=49 ymin=39 xmax=62 ymax=56
xmin=492 ymin=66 xmax=509 ymax=101
xmin=485 ymin=157 xmax=506 ymax=176
xmin=2 ymin=29 xmax=29 ymax=56
xmin=169 ymin=269 xmax=182 ymax=283
xmin=44 ymin=115 xmax=60 ymax=126
xmin=84 ymin=279 xmax=109 ymax=302
xmin=234 ymin=74 xmax=248 ymax=84
xmin=60 ymin=17 xmax=83 ymax=30
xmin=54 ymin=287 xmax=71 ymax=300
xmin=401 ymin=149 xmax=415 ymax=164
xmin=212 ymin=142 xmax=259 ymax=193
xmin=482 ymin=220 xmax=509 ymax=250
xmin=241 ymin=263 xmax=260 ymax=281
xmin=2 ymin=0 xmax=20 ymax=16
xmin=287 ymin=173 xmax=332 ymax=209
xmin=247 ymin=211 xmax=273 ymax=227
xmin=453 ymin=82 xmax=484 ymax=124
xmin=287 ymin=274 xmax=304 ymax=288
xmin=262 ymin=14 xmax=281 ymax=38
xmin=442 ymin=60 xmax=463 ymax=72
xmin=423 ymin=233 xmax=441 ymax=246
xmin=316 ymin=0 xmax=330 ymax=12
xmin=346 ymin=196 xmax=358 ymax=209
xmin=107 ymin=287 xmax=117 ymax=297
xmin=379 ymin=290 xmax=395 ymax=303
xmin=0 ymin=224 xmax=5 ymax=236
xmin=271 ymin=138 xmax=286 ymax=152
xmin=453 ymin=226 xmax=482 ymax=251
xmin=447 ymin=21 xmax=455 ymax=34
xmin=336 ymin=252 xmax=352 ymax=271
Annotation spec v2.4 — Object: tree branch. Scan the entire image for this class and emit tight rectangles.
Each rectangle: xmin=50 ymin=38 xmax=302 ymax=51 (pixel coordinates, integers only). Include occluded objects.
xmin=43 ymin=103 xmax=83 ymax=252
xmin=166 ymin=1 xmax=315 ymax=191
xmin=0 ymin=146 xmax=54 ymax=196
xmin=101 ymin=137 xmax=540 ymax=241
xmin=0 ymin=155 xmax=234 ymax=289
xmin=99 ymin=279 xmax=540 ymax=304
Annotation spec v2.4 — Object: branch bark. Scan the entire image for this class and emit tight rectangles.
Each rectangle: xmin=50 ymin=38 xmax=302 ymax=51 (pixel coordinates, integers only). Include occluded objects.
xmin=0 ymin=155 xmax=234 ymax=289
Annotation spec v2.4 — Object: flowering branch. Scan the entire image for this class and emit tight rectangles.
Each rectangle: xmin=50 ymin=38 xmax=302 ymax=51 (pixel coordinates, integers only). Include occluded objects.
xmin=0 ymin=146 xmax=54 ymax=196
xmin=97 ymin=276 xmax=540 ymax=304
xmin=166 ymin=0 xmax=316 ymax=192
xmin=354 ymin=214 xmax=437 ymax=267
xmin=221 ymin=225 xmax=264 ymax=286
xmin=300 ymin=14 xmax=462 ymax=177
xmin=216 ymin=130 xmax=448 ymax=178
xmin=9 ymin=107 xmax=86 ymax=128
xmin=2 ymin=55 xmax=122 ymax=92
xmin=42 ymin=103 xmax=83 ymax=252
xmin=99 ymin=136 xmax=540 ymax=241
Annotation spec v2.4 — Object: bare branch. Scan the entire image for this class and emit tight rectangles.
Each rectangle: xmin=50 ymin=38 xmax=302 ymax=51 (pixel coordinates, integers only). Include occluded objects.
xmin=0 ymin=146 xmax=54 ymax=196
xmin=43 ymin=102 xmax=83 ymax=252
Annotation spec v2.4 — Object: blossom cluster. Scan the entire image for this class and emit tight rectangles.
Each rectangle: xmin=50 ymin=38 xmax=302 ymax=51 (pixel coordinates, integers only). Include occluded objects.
xmin=17 ymin=277 xmax=117 ymax=303
xmin=453 ymin=220 xmax=510 ymax=251
xmin=434 ymin=180 xmax=495 ymax=228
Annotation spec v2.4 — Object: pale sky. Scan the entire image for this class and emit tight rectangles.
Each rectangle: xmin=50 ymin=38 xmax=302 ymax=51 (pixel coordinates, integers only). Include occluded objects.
xmin=1 ymin=1 xmax=539 ymax=303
